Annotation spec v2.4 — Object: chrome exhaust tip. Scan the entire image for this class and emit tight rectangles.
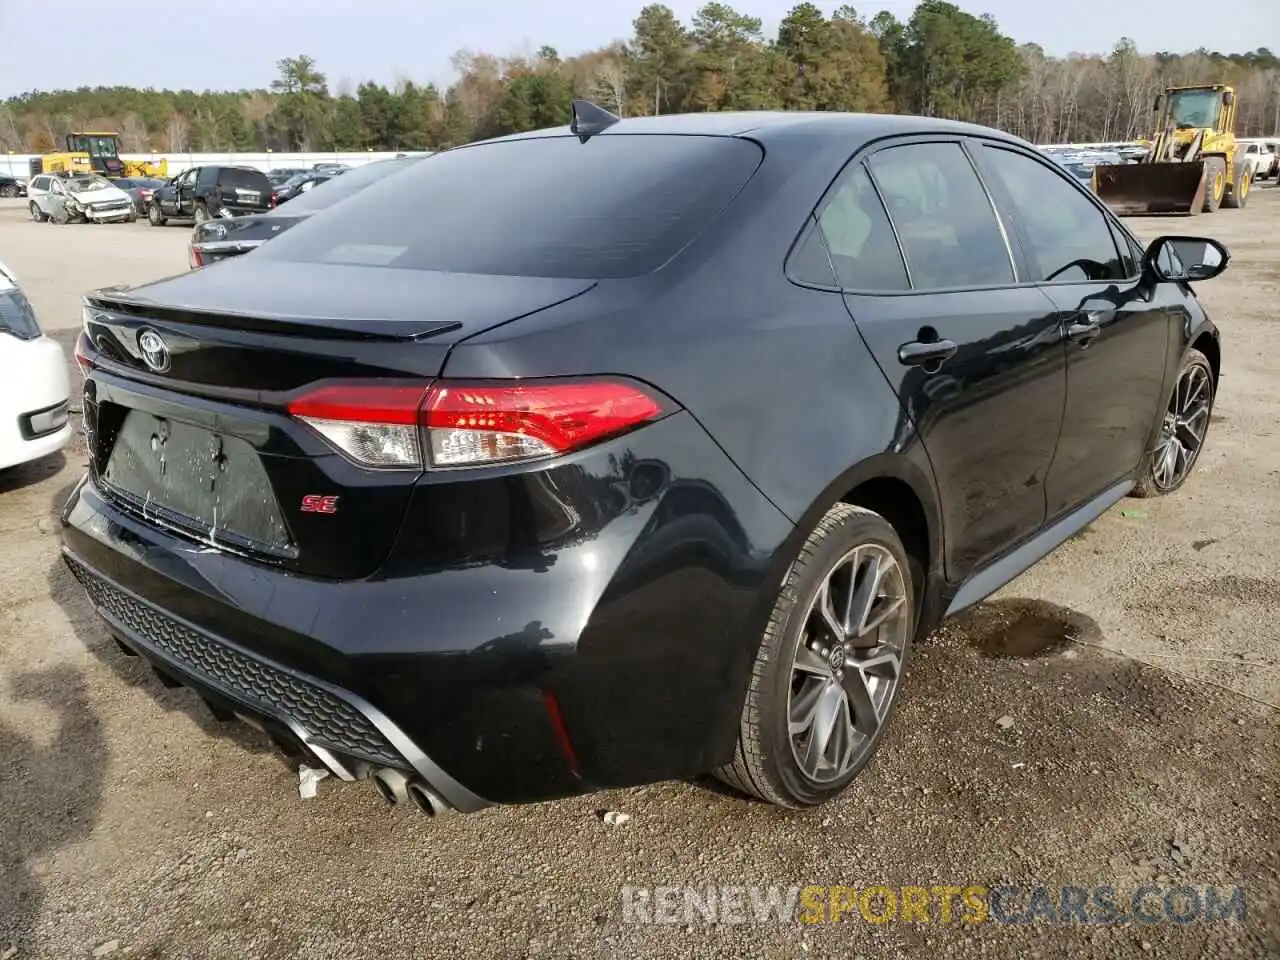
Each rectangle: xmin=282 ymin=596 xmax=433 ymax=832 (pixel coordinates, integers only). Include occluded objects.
xmin=407 ymin=782 xmax=450 ymax=817
xmin=371 ymin=767 xmax=411 ymax=806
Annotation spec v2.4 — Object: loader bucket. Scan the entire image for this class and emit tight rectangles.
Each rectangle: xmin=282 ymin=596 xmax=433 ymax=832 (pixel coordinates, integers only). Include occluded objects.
xmin=1095 ymin=161 xmax=1206 ymax=216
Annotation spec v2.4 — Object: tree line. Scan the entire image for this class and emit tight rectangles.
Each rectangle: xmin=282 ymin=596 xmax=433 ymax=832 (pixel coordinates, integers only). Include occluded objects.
xmin=2 ymin=1 xmax=1277 ymax=156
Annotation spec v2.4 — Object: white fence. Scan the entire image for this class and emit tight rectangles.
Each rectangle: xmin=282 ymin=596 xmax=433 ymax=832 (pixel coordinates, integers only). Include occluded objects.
xmin=1 ymin=151 xmax=410 ymax=180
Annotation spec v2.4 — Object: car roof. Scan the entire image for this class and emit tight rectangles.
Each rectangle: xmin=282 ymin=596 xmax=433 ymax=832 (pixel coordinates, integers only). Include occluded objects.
xmin=479 ymin=111 xmax=1029 ymax=149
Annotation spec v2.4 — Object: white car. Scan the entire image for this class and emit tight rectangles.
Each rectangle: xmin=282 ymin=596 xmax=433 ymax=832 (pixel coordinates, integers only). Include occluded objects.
xmin=0 ymin=260 xmax=71 ymax=470
xmin=26 ymin=173 xmax=136 ymax=224
xmin=1239 ymin=140 xmax=1276 ymax=180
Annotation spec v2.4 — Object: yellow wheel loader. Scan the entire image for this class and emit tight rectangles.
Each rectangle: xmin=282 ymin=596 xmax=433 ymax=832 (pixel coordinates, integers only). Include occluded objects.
xmin=1094 ymin=85 xmax=1252 ymax=216
xmin=27 ymin=133 xmax=168 ymax=181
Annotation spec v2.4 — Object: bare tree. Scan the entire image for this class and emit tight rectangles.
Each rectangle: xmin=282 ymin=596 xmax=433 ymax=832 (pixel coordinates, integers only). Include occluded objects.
xmin=591 ymin=57 xmax=628 ymax=114
xmin=165 ymin=112 xmax=190 ymax=152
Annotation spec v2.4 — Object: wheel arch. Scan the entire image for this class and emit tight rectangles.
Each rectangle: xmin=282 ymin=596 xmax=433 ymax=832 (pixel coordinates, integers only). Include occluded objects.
xmin=776 ymin=453 xmax=945 ymax=636
xmin=1191 ymin=327 xmax=1220 ymax=387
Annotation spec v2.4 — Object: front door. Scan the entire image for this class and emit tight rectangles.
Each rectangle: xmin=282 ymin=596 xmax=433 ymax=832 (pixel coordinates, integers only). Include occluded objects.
xmin=177 ymin=170 xmax=197 ymax=216
xmin=820 ymin=139 xmax=1067 ymax=583
xmin=974 ymin=144 xmax=1174 ymax=518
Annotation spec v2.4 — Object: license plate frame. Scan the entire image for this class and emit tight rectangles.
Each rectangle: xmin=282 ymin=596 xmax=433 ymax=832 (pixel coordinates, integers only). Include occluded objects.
xmin=101 ymin=409 xmax=295 ymax=558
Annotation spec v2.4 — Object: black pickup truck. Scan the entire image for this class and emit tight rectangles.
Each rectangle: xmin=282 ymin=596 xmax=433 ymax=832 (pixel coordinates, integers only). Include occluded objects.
xmin=147 ymin=165 xmax=273 ymax=226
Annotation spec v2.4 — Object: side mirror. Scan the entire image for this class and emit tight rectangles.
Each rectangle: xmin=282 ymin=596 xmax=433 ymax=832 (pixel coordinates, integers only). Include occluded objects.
xmin=1143 ymin=236 xmax=1230 ymax=283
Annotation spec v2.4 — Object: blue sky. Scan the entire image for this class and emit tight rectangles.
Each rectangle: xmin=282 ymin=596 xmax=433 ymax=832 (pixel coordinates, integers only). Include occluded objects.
xmin=0 ymin=0 xmax=1275 ymax=97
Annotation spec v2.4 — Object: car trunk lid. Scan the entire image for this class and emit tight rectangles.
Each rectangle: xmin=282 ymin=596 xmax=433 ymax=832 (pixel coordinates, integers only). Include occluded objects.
xmin=80 ymin=261 xmax=596 ymax=578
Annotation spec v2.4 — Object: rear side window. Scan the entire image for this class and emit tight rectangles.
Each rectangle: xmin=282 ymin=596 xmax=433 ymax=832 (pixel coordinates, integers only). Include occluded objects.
xmin=981 ymin=146 xmax=1125 ymax=283
xmin=218 ymin=168 xmax=270 ymax=191
xmin=815 ymin=164 xmax=909 ymax=291
xmin=256 ymin=135 xmax=764 ymax=278
xmin=869 ymin=142 xmax=1014 ymax=290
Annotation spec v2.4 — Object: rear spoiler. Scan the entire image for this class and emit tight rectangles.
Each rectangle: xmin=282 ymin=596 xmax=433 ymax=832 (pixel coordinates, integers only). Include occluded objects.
xmin=84 ymin=292 xmax=463 ymax=343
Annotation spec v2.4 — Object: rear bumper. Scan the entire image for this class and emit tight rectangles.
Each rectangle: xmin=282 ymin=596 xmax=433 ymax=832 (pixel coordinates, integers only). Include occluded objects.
xmin=61 ymin=412 xmax=796 ymax=804
xmin=62 ymin=548 xmax=488 ymax=811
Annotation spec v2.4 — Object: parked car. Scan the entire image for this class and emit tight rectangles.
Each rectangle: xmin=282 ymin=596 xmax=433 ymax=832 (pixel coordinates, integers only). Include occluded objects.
xmin=0 ymin=174 xmax=26 ymax=198
xmin=26 ymin=173 xmax=136 ymax=223
xmin=1045 ymin=149 xmax=1121 ymax=190
xmin=0 ymin=260 xmax=70 ymax=471
xmin=189 ymin=155 xmax=427 ymax=268
xmin=64 ymin=106 xmax=1226 ymax=816
xmin=267 ymin=168 xmax=308 ymax=187
xmin=114 ymin=176 xmax=168 ymax=216
xmin=312 ymin=162 xmax=350 ymax=173
xmin=1266 ymin=141 xmax=1280 ymax=179
xmin=1239 ymin=140 xmax=1275 ymax=180
xmin=273 ymin=171 xmax=335 ymax=204
xmin=147 ymin=165 xmax=273 ymax=226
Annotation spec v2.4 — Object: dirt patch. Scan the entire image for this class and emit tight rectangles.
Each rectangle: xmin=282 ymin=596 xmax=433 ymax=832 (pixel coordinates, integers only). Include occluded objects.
xmin=952 ymin=598 xmax=1103 ymax=658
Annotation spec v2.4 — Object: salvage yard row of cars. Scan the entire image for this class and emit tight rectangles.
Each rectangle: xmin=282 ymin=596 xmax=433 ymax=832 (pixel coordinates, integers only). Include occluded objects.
xmin=14 ymin=101 xmax=1234 ymax=821
xmin=4 ymin=159 xmax=361 ymax=225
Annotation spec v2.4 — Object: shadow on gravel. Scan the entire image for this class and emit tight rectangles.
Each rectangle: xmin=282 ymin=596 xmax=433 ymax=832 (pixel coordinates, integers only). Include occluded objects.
xmin=0 ymin=664 xmax=106 ymax=953
xmin=0 ymin=451 xmax=66 ymax=496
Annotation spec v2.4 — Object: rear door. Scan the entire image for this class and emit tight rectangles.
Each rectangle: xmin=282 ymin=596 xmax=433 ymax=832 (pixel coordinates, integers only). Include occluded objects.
xmin=974 ymin=143 xmax=1173 ymax=518
xmin=828 ymin=139 xmax=1067 ymax=582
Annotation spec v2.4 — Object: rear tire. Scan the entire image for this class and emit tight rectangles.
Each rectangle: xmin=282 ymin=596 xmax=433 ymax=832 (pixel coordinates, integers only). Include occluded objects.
xmin=193 ymin=202 xmax=209 ymax=225
xmin=1202 ymin=157 xmax=1226 ymax=212
xmin=715 ymin=503 xmax=915 ymax=808
xmin=1223 ymin=164 xmax=1251 ymax=208
xmin=1131 ymin=348 xmax=1215 ymax=498
xmin=147 ymin=202 xmax=166 ymax=226
xmin=0 ymin=183 xmax=17 ymax=199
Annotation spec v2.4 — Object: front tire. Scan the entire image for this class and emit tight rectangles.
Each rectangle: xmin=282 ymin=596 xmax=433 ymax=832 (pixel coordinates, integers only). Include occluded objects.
xmin=29 ymin=201 xmax=48 ymax=222
xmin=148 ymin=202 xmax=166 ymax=226
xmin=1132 ymin=348 xmax=1215 ymax=498
xmin=193 ymin=202 xmax=209 ymax=225
xmin=716 ymin=504 xmax=915 ymax=808
xmin=1223 ymin=164 xmax=1251 ymax=209
xmin=1202 ymin=157 xmax=1226 ymax=212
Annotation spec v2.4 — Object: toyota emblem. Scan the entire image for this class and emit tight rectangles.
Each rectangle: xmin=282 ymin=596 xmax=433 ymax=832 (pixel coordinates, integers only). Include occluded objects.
xmin=137 ymin=329 xmax=171 ymax=373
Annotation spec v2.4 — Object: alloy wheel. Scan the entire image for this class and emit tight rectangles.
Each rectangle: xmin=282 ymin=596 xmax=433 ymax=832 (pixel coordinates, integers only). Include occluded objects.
xmin=788 ymin=543 xmax=909 ymax=784
xmin=1153 ymin=362 xmax=1212 ymax=491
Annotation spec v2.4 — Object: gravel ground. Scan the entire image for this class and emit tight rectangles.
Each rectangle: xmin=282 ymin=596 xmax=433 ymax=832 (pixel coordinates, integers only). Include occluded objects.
xmin=0 ymin=193 xmax=1277 ymax=960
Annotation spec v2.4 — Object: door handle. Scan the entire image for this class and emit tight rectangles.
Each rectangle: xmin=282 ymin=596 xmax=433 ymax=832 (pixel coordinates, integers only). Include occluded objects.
xmin=898 ymin=339 xmax=958 ymax=367
xmin=1066 ymin=311 xmax=1106 ymax=347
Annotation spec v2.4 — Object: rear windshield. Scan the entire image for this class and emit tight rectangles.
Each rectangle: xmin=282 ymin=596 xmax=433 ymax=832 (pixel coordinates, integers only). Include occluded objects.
xmin=217 ymin=168 xmax=270 ymax=191
xmin=282 ymin=157 xmax=425 ymax=214
xmin=255 ymin=134 xmax=764 ymax=278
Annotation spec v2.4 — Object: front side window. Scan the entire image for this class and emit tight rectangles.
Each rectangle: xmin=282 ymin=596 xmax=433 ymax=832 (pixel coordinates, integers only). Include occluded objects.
xmin=868 ymin=142 xmax=1013 ymax=290
xmin=1166 ymin=89 xmax=1221 ymax=130
xmin=981 ymin=146 xmax=1125 ymax=283
xmin=256 ymin=134 xmax=764 ymax=279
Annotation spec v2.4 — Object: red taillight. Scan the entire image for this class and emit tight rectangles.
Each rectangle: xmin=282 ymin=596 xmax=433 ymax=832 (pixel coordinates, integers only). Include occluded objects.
xmin=286 ymin=379 xmax=665 ymax=470
xmin=423 ymin=381 xmax=663 ymax=467
xmin=188 ymin=245 xmax=204 ymax=269
xmin=270 ymin=192 xmax=278 ymax=207
xmin=73 ymin=332 xmax=93 ymax=375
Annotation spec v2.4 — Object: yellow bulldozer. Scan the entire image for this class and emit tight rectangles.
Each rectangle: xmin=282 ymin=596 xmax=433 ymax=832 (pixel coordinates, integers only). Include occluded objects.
xmin=27 ymin=132 xmax=168 ymax=180
xmin=1094 ymin=84 xmax=1252 ymax=216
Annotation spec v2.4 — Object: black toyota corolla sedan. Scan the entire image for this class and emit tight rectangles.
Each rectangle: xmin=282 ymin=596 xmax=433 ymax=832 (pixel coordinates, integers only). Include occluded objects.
xmin=63 ymin=103 xmax=1226 ymax=815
